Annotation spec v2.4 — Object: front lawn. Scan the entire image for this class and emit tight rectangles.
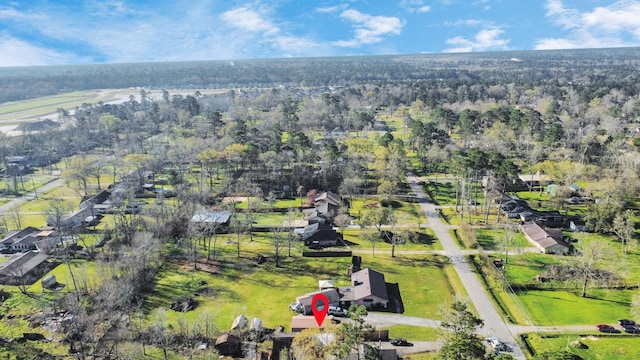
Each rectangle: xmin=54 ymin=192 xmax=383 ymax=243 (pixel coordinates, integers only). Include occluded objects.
xmin=526 ymin=332 xmax=640 ymax=360
xmin=141 ymin=234 xmax=465 ymax=334
xmin=514 ymin=289 xmax=632 ymax=326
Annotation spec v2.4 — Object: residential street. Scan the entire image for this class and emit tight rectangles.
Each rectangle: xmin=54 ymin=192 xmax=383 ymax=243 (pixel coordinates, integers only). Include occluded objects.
xmin=406 ymin=173 xmax=527 ymax=360
xmin=0 ymin=177 xmax=63 ymax=215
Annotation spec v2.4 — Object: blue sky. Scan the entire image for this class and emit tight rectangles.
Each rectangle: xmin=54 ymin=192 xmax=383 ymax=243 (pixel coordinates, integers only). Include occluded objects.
xmin=1 ymin=0 xmax=640 ymax=67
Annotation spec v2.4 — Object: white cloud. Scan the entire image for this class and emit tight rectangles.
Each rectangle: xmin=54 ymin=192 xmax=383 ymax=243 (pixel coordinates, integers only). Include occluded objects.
xmin=316 ymin=5 xmax=348 ymax=14
xmin=536 ymin=0 xmax=640 ymax=49
xmin=446 ymin=19 xmax=491 ymax=27
xmin=220 ymin=7 xmax=280 ymax=35
xmin=0 ymin=36 xmax=85 ymax=67
xmin=334 ymin=9 xmax=404 ymax=47
xmin=401 ymin=0 xmax=431 ymax=13
xmin=444 ymin=27 xmax=510 ymax=52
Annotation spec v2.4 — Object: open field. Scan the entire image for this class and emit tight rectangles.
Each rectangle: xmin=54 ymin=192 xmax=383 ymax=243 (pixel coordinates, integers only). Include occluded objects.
xmin=0 ymin=88 xmax=229 ymax=132
xmin=141 ymin=236 xmax=464 ymax=332
xmin=525 ymin=332 xmax=640 ymax=360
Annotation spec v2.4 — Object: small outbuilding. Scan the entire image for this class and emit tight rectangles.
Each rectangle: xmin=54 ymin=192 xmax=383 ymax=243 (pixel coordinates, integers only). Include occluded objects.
xmin=214 ymin=333 xmax=241 ymax=357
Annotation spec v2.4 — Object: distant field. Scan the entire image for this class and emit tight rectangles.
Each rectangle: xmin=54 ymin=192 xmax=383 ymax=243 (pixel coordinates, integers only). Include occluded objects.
xmin=0 ymin=91 xmax=115 ymax=122
xmin=0 ymin=88 xmax=227 ymax=124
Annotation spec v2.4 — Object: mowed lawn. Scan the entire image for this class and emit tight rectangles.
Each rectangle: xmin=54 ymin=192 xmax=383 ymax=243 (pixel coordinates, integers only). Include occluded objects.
xmin=514 ymin=289 xmax=633 ymax=326
xmin=142 ymin=236 xmax=463 ymax=334
xmin=527 ymin=333 xmax=640 ymax=360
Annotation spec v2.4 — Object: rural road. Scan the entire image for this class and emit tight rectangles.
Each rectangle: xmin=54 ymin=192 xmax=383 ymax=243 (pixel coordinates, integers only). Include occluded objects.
xmin=406 ymin=173 xmax=527 ymax=360
xmin=0 ymin=177 xmax=63 ymax=215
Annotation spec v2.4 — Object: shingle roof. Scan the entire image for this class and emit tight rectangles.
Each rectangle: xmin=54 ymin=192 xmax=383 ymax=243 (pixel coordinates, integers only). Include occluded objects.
xmin=352 ymin=268 xmax=388 ymax=302
xmin=522 ymin=223 xmax=567 ymax=250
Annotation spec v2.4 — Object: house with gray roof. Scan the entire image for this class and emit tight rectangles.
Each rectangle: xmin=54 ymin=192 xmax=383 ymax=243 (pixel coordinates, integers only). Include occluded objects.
xmin=522 ymin=222 xmax=570 ymax=255
xmin=339 ymin=268 xmax=389 ymax=309
xmin=190 ymin=210 xmax=232 ymax=233
xmin=0 ymin=251 xmax=50 ymax=285
xmin=0 ymin=227 xmax=55 ymax=253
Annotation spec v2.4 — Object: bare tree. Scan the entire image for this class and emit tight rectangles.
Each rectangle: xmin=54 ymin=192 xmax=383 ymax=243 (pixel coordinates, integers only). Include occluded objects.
xmin=576 ymin=240 xmax=607 ymax=298
xmin=613 ymin=209 xmax=635 ymax=255
xmin=244 ymin=197 xmax=261 ymax=242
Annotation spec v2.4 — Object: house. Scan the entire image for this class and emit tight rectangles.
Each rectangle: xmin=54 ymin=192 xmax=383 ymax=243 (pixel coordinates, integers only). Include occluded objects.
xmin=291 ymin=315 xmax=334 ymax=332
xmin=297 ymin=223 xmax=341 ymax=248
xmin=48 ymin=206 xmax=95 ymax=229
xmin=0 ymin=250 xmax=50 ymax=285
xmin=534 ymin=211 xmax=565 ymax=227
xmin=80 ymin=190 xmax=112 ymax=212
xmin=4 ymin=155 xmax=33 ymax=176
xmin=313 ymin=191 xmax=342 ymax=219
xmin=504 ymin=205 xmax=529 ymax=219
xmin=291 ymin=288 xmax=341 ymax=315
xmin=340 ymin=268 xmax=389 ymax=309
xmin=519 ymin=210 xmax=564 ymax=227
xmin=190 ymin=210 xmax=232 ymax=233
xmin=0 ymin=227 xmax=54 ymax=253
xmin=518 ymin=174 xmax=551 ymax=188
xmin=521 ymin=222 xmax=570 ymax=255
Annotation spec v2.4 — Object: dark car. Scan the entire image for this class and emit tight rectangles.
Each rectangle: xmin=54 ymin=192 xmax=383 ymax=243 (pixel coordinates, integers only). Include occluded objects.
xmin=495 ymin=343 xmax=512 ymax=353
xmin=623 ymin=326 xmax=640 ymax=334
xmin=619 ymin=319 xmax=635 ymax=326
xmin=596 ymin=324 xmax=620 ymax=333
xmin=390 ymin=338 xmax=413 ymax=347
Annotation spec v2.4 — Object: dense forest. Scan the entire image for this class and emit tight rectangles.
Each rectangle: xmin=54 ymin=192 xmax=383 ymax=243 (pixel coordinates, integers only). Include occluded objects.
xmin=2 ymin=47 xmax=640 ymax=103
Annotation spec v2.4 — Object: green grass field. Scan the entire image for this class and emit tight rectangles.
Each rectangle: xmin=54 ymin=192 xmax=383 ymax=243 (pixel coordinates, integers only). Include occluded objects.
xmin=526 ymin=332 xmax=640 ymax=360
xmin=136 ymin=231 xmax=465 ymax=335
xmin=0 ymin=91 xmax=118 ymax=122
xmin=514 ymin=289 xmax=632 ymax=326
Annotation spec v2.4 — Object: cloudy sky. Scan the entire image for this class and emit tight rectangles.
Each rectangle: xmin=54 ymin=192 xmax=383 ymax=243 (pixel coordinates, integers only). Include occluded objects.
xmin=1 ymin=0 xmax=640 ymax=67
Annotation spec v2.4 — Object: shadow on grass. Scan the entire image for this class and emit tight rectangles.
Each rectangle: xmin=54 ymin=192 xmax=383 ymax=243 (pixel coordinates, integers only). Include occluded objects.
xmin=414 ymin=231 xmax=436 ymax=245
xmin=477 ymin=231 xmax=496 ymax=250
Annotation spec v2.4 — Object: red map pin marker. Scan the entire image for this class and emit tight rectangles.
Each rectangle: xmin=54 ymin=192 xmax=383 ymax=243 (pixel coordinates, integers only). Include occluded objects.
xmin=311 ymin=293 xmax=329 ymax=327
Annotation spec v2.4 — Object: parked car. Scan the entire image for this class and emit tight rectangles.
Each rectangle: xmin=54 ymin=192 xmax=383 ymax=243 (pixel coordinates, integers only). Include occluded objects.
xmin=289 ymin=302 xmax=302 ymax=313
xmin=623 ymin=325 xmax=640 ymax=334
xmin=328 ymin=306 xmax=348 ymax=317
xmin=486 ymin=337 xmax=511 ymax=352
xmin=618 ymin=319 xmax=635 ymax=326
xmin=390 ymin=338 xmax=413 ymax=346
xmin=596 ymin=324 xmax=620 ymax=333
xmin=495 ymin=343 xmax=512 ymax=353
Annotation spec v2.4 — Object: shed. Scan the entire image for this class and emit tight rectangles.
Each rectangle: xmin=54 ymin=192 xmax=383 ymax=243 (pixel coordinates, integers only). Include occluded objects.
xmin=569 ymin=220 xmax=588 ymax=232
xmin=42 ymin=275 xmax=57 ymax=289
xmin=214 ymin=333 xmax=241 ymax=357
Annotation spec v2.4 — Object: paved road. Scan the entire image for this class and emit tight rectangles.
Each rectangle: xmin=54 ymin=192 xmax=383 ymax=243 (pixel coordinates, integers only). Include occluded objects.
xmin=0 ymin=177 xmax=63 ymax=215
xmin=406 ymin=174 xmax=527 ymax=360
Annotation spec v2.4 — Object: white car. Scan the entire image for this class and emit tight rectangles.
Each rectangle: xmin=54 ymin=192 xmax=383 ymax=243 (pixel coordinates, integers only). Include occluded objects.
xmin=328 ymin=306 xmax=348 ymax=317
xmin=289 ymin=302 xmax=303 ymax=313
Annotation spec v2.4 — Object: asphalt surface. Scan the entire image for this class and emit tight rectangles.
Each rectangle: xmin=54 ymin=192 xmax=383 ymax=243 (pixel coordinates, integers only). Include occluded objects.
xmin=406 ymin=173 xmax=527 ymax=360
xmin=0 ymin=177 xmax=63 ymax=215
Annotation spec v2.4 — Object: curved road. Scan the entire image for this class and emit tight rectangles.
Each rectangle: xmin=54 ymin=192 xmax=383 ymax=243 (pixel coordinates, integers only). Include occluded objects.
xmin=406 ymin=173 xmax=527 ymax=360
